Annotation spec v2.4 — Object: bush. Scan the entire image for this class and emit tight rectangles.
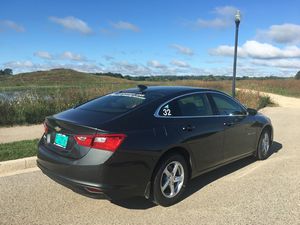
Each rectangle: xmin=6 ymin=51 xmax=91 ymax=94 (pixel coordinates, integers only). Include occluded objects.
xmin=236 ymin=90 xmax=273 ymax=110
xmin=0 ymin=88 xmax=101 ymax=126
xmin=295 ymin=71 xmax=300 ymax=80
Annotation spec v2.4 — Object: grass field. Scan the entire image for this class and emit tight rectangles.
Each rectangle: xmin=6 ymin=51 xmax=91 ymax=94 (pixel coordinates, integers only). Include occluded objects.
xmin=237 ymin=79 xmax=300 ymax=97
xmin=0 ymin=139 xmax=38 ymax=161
xmin=0 ymin=68 xmax=287 ymax=126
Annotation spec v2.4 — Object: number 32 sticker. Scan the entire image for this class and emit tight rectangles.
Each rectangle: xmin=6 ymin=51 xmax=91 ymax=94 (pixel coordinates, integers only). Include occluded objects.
xmin=162 ymin=105 xmax=171 ymax=116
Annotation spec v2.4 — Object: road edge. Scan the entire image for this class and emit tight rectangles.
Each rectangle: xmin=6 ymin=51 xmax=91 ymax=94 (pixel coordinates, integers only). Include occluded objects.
xmin=0 ymin=156 xmax=37 ymax=175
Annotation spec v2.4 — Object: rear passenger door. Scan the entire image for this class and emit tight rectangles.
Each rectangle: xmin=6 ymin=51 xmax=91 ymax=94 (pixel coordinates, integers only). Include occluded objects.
xmin=157 ymin=93 xmax=224 ymax=173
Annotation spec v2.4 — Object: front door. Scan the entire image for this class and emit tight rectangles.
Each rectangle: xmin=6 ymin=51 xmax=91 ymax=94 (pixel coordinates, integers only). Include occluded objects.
xmin=208 ymin=92 xmax=256 ymax=161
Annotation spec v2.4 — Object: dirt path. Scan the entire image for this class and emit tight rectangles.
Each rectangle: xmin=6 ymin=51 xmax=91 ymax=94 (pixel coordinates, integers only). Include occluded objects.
xmin=260 ymin=91 xmax=300 ymax=108
xmin=238 ymin=89 xmax=300 ymax=108
xmin=0 ymin=124 xmax=43 ymax=144
xmin=0 ymin=90 xmax=299 ymax=144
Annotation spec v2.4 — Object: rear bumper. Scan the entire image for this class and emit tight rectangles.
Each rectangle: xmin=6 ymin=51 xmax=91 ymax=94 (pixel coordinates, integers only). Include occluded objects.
xmin=37 ymin=140 xmax=154 ymax=200
xmin=38 ymin=160 xmax=113 ymax=199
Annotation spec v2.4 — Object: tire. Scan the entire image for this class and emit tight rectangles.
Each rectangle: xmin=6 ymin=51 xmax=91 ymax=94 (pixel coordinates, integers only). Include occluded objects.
xmin=256 ymin=129 xmax=271 ymax=160
xmin=152 ymin=154 xmax=188 ymax=207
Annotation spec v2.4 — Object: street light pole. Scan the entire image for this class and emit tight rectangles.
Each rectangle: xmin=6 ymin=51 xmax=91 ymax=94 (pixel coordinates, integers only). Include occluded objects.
xmin=232 ymin=10 xmax=241 ymax=98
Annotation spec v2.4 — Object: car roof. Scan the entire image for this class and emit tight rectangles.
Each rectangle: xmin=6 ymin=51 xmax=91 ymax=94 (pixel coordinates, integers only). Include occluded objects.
xmin=122 ymin=85 xmax=218 ymax=96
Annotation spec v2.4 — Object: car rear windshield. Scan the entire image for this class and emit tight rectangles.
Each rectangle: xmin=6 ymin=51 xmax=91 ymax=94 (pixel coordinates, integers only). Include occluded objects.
xmin=78 ymin=92 xmax=161 ymax=113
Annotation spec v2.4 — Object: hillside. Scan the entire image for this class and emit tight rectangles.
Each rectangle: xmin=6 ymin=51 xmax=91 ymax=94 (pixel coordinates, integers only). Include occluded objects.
xmin=1 ymin=68 xmax=299 ymax=97
xmin=0 ymin=69 xmax=135 ymax=89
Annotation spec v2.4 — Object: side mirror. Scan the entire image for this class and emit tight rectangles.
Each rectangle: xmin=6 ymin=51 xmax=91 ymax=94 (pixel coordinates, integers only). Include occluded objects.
xmin=247 ymin=108 xmax=257 ymax=116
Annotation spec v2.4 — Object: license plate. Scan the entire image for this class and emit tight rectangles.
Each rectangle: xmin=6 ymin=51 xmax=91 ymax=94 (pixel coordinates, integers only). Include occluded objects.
xmin=54 ymin=133 xmax=69 ymax=148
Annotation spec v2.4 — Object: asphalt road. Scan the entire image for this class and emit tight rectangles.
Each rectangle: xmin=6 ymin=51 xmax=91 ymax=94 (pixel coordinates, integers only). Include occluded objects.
xmin=1 ymin=106 xmax=300 ymax=225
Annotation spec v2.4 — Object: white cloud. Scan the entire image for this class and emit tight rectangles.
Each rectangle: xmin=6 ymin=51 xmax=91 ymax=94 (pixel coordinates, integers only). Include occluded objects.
xmin=34 ymin=51 xmax=87 ymax=61
xmin=34 ymin=51 xmax=53 ymax=60
xmin=0 ymin=20 xmax=25 ymax=32
xmin=210 ymin=45 xmax=246 ymax=57
xmin=257 ymin=23 xmax=300 ymax=44
xmin=195 ymin=18 xmax=228 ymax=28
xmin=108 ymin=61 xmax=192 ymax=76
xmin=191 ymin=6 xmax=238 ymax=28
xmin=110 ymin=61 xmax=151 ymax=75
xmin=103 ymin=55 xmax=115 ymax=61
xmin=111 ymin=21 xmax=140 ymax=32
xmin=213 ymin=6 xmax=238 ymax=17
xmin=210 ymin=40 xmax=300 ymax=72
xmin=170 ymin=59 xmax=190 ymax=68
xmin=49 ymin=16 xmax=92 ymax=34
xmin=61 ymin=51 xmax=86 ymax=61
xmin=4 ymin=60 xmax=33 ymax=69
xmin=147 ymin=60 xmax=166 ymax=69
xmin=171 ymin=44 xmax=194 ymax=56
xmin=210 ymin=40 xmax=300 ymax=59
xmin=251 ymin=59 xmax=300 ymax=69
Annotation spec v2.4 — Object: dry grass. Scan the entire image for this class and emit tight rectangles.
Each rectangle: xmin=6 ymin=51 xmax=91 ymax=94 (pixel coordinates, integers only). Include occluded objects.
xmin=237 ymin=79 xmax=300 ymax=97
xmin=236 ymin=90 xmax=274 ymax=109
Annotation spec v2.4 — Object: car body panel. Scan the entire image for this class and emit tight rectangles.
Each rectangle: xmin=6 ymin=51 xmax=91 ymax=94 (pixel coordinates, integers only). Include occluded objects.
xmin=37 ymin=86 xmax=273 ymax=200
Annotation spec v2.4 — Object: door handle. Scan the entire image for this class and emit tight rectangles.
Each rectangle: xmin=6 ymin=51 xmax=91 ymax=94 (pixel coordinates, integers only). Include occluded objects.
xmin=224 ymin=122 xmax=235 ymax=127
xmin=182 ymin=125 xmax=195 ymax=131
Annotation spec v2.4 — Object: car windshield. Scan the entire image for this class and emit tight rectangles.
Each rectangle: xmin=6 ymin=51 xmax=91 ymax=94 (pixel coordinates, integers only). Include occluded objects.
xmin=78 ymin=92 xmax=161 ymax=113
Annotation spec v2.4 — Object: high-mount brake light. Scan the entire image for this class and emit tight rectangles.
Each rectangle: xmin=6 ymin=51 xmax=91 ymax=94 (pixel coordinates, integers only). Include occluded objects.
xmin=74 ymin=134 xmax=126 ymax=152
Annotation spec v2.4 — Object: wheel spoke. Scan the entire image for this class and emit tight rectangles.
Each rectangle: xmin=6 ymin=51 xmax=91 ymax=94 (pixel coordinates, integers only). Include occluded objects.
xmin=174 ymin=175 xmax=183 ymax=183
xmin=262 ymin=133 xmax=269 ymax=154
xmin=169 ymin=183 xmax=175 ymax=196
xmin=162 ymin=178 xmax=170 ymax=191
xmin=172 ymin=163 xmax=178 ymax=175
xmin=164 ymin=168 xmax=171 ymax=177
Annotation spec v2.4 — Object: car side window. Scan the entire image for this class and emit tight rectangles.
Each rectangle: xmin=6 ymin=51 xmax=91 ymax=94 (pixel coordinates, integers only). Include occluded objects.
xmin=158 ymin=93 xmax=213 ymax=117
xmin=210 ymin=93 xmax=246 ymax=116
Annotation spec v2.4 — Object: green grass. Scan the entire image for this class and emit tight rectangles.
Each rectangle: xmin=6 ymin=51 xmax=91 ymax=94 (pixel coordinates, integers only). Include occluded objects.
xmin=0 ymin=139 xmax=39 ymax=161
xmin=0 ymin=69 xmax=135 ymax=90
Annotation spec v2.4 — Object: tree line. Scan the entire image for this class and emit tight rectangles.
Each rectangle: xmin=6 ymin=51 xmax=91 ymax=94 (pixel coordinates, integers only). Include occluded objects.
xmin=2 ymin=68 xmax=300 ymax=80
xmin=94 ymin=72 xmax=300 ymax=81
xmin=0 ymin=68 xmax=13 ymax=76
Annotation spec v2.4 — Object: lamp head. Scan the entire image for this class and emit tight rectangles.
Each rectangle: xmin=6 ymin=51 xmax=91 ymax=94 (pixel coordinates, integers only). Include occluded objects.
xmin=235 ymin=10 xmax=241 ymax=23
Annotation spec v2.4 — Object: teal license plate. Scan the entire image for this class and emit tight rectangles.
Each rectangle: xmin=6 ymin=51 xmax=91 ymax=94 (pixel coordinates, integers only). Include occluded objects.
xmin=54 ymin=133 xmax=69 ymax=148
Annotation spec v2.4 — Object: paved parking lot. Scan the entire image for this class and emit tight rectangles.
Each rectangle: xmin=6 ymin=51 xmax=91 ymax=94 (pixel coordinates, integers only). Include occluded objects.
xmin=1 ymin=106 xmax=299 ymax=225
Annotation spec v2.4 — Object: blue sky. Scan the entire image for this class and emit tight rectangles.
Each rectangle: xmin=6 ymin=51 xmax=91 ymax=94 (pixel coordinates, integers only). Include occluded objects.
xmin=1 ymin=0 xmax=300 ymax=76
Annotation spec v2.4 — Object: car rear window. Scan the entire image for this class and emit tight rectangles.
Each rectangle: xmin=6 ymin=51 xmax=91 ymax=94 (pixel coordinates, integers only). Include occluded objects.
xmin=78 ymin=92 xmax=160 ymax=113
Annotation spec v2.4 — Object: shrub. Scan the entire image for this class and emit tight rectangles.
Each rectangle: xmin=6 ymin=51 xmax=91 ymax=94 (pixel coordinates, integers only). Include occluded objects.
xmin=236 ymin=90 xmax=273 ymax=110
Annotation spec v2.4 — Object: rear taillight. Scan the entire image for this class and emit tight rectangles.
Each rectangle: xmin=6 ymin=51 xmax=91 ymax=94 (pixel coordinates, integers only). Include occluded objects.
xmin=74 ymin=134 xmax=126 ymax=152
xmin=74 ymin=135 xmax=93 ymax=147
xmin=43 ymin=122 xmax=48 ymax=134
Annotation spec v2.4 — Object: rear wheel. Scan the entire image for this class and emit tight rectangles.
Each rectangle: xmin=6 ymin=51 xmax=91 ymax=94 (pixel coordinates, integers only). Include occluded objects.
xmin=256 ymin=129 xmax=271 ymax=160
xmin=152 ymin=154 xmax=188 ymax=207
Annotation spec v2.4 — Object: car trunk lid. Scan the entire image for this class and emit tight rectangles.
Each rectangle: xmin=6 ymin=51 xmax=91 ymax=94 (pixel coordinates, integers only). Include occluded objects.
xmin=42 ymin=108 xmax=121 ymax=159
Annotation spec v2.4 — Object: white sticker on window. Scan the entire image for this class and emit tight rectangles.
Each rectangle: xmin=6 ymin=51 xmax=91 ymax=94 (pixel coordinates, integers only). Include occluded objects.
xmin=109 ymin=92 xmax=145 ymax=99
xmin=162 ymin=105 xmax=171 ymax=116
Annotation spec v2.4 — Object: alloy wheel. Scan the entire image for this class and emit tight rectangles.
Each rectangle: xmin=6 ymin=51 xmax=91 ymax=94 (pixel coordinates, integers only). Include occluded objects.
xmin=160 ymin=161 xmax=184 ymax=198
